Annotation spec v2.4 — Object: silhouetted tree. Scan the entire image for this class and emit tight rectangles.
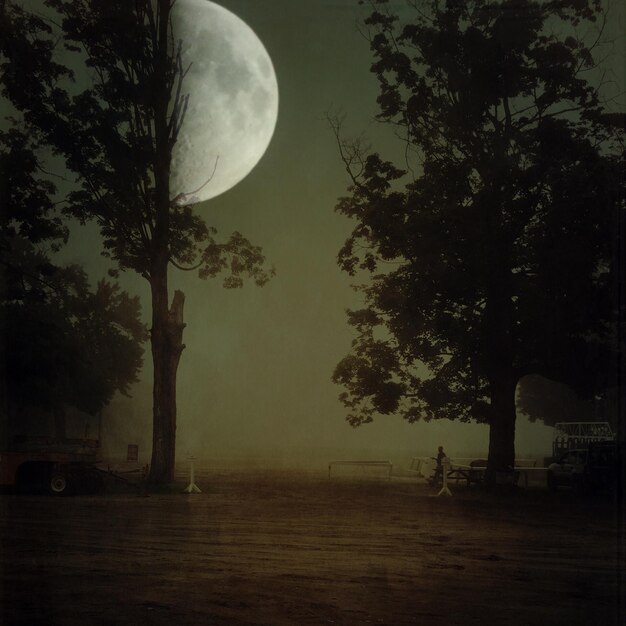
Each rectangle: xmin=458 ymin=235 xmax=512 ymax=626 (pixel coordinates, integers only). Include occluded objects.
xmin=0 ymin=119 xmax=66 ymax=441
xmin=1 ymin=0 xmax=273 ymax=483
xmin=517 ymin=374 xmax=620 ymax=430
xmin=3 ymin=237 xmax=147 ymax=439
xmin=332 ymin=0 xmax=624 ymax=481
xmin=0 ymin=126 xmax=67 ymax=247
xmin=0 ymin=124 xmax=146 ymax=440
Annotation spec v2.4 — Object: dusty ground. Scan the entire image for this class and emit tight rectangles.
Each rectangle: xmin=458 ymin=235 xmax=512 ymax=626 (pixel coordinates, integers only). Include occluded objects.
xmin=0 ymin=468 xmax=624 ymax=626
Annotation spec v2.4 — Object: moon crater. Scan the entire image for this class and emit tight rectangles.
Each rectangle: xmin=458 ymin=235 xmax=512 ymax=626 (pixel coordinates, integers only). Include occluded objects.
xmin=170 ymin=0 xmax=279 ymax=204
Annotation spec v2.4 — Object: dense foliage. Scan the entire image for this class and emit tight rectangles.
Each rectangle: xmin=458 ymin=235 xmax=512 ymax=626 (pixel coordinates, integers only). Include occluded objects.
xmin=1 ymin=0 xmax=273 ymax=482
xmin=1 ymin=124 xmax=145 ymax=429
xmin=1 ymin=0 xmax=272 ymax=284
xmin=332 ymin=0 xmax=624 ymax=474
xmin=3 ymin=238 xmax=146 ymax=418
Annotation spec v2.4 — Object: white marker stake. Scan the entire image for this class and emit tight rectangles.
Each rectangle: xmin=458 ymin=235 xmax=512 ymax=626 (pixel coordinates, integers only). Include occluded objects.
xmin=184 ymin=456 xmax=202 ymax=494
xmin=437 ymin=458 xmax=452 ymax=497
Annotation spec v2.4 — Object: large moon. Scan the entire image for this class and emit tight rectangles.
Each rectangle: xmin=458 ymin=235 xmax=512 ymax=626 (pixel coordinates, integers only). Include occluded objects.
xmin=169 ymin=0 xmax=279 ymax=204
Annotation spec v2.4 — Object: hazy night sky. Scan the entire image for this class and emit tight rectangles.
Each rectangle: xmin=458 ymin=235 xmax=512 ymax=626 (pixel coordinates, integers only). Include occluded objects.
xmin=51 ymin=0 xmax=626 ymax=467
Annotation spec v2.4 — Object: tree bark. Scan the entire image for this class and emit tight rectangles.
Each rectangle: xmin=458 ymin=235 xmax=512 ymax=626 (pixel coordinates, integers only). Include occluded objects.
xmin=485 ymin=371 xmax=517 ymax=485
xmin=483 ymin=237 xmax=518 ymax=485
xmin=147 ymin=0 xmax=182 ymax=486
xmin=148 ymin=265 xmax=185 ymax=485
xmin=0 ymin=270 xmax=6 ymax=449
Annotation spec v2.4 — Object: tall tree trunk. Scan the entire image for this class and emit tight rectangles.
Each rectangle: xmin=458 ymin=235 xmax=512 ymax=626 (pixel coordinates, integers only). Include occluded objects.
xmin=0 ymin=265 xmax=6 ymax=449
xmin=486 ymin=371 xmax=517 ymax=485
xmin=148 ymin=260 xmax=185 ymax=484
xmin=483 ymin=246 xmax=518 ymax=485
xmin=147 ymin=0 xmax=181 ymax=486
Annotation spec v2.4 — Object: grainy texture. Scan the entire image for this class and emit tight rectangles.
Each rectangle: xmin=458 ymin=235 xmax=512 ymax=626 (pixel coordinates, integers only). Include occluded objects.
xmin=1 ymin=470 xmax=623 ymax=625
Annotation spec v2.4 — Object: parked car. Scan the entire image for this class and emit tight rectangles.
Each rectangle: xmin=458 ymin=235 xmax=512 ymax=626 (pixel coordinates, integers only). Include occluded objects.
xmin=547 ymin=442 xmax=623 ymax=494
xmin=546 ymin=449 xmax=588 ymax=490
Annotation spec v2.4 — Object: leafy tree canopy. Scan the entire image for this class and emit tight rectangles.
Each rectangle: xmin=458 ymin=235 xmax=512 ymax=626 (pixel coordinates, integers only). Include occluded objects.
xmin=3 ymin=235 xmax=147 ymax=417
xmin=0 ymin=125 xmax=67 ymax=247
xmin=2 ymin=233 xmax=146 ymax=415
xmin=332 ymin=0 xmax=624 ymax=441
xmin=1 ymin=71 xmax=145 ymax=426
xmin=1 ymin=0 xmax=275 ymax=482
xmin=0 ymin=0 xmax=273 ymax=286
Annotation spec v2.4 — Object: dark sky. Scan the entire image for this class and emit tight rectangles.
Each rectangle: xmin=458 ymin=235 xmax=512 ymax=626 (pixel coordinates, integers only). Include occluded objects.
xmin=52 ymin=0 xmax=626 ymax=467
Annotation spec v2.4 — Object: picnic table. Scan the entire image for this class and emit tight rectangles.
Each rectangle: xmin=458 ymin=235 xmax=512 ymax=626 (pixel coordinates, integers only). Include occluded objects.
xmin=411 ymin=457 xmax=540 ymax=487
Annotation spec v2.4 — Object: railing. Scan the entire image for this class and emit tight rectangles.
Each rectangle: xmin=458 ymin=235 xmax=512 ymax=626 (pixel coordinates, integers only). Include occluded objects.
xmin=328 ymin=460 xmax=393 ymax=479
xmin=552 ymin=422 xmax=614 ymax=458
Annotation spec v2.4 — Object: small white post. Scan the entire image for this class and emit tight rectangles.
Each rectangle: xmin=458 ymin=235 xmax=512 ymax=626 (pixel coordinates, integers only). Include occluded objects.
xmin=415 ymin=458 xmax=424 ymax=479
xmin=437 ymin=457 xmax=452 ymax=497
xmin=183 ymin=456 xmax=201 ymax=494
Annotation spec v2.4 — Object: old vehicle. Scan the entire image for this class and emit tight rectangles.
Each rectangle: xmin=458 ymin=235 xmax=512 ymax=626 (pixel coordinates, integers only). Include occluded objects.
xmin=546 ymin=449 xmax=588 ymax=490
xmin=0 ymin=436 xmax=104 ymax=496
xmin=547 ymin=441 xmax=623 ymax=494
xmin=1 ymin=403 xmax=109 ymax=495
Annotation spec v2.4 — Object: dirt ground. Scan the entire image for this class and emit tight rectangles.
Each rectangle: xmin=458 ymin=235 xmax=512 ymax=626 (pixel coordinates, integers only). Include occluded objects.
xmin=0 ymin=468 xmax=624 ymax=626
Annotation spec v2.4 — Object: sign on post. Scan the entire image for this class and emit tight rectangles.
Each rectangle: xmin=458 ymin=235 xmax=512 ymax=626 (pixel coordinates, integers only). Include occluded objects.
xmin=127 ymin=444 xmax=138 ymax=462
